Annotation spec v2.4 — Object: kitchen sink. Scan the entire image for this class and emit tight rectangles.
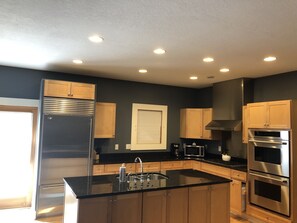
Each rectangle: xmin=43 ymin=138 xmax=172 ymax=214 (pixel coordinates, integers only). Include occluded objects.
xmin=125 ymin=172 xmax=169 ymax=182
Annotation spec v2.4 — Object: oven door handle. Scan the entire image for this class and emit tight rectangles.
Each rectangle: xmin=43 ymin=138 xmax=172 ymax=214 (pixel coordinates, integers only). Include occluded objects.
xmin=249 ymin=139 xmax=287 ymax=145
xmin=249 ymin=172 xmax=289 ymax=186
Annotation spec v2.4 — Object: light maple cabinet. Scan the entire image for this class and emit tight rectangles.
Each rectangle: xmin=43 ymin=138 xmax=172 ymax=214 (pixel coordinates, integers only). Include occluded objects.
xmin=200 ymin=162 xmax=231 ymax=179
xmin=189 ymin=184 xmax=230 ymax=223
xmin=230 ymin=170 xmax=247 ymax=216
xmin=104 ymin=163 xmax=135 ymax=174
xmin=247 ymin=100 xmax=291 ymax=129
xmin=94 ymin=102 xmax=116 ymax=138
xmin=136 ymin=162 xmax=161 ymax=172
xmin=230 ymin=179 xmax=244 ymax=216
xmin=160 ymin=161 xmax=184 ymax=170
xmin=242 ymin=106 xmax=248 ymax=143
xmin=183 ymin=160 xmax=193 ymax=169
xmin=44 ymin=79 xmax=95 ymax=100
xmin=180 ymin=108 xmax=213 ymax=139
xmin=199 ymin=162 xmax=247 ymax=217
xmin=93 ymin=164 xmax=105 ymax=175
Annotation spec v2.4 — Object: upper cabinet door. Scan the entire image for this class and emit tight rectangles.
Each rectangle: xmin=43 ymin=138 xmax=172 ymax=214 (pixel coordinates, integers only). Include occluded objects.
xmin=247 ymin=102 xmax=267 ymax=128
xmin=44 ymin=80 xmax=71 ymax=98
xmin=267 ymin=100 xmax=291 ymax=129
xmin=247 ymin=100 xmax=291 ymax=129
xmin=202 ymin=108 xmax=212 ymax=139
xmin=180 ymin=109 xmax=202 ymax=139
xmin=94 ymin=102 xmax=116 ymax=138
xmin=44 ymin=79 xmax=95 ymax=100
xmin=180 ymin=108 xmax=214 ymax=139
xmin=71 ymin=82 xmax=95 ymax=100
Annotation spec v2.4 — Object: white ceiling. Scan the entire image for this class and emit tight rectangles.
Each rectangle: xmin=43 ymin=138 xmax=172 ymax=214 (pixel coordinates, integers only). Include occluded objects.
xmin=1 ymin=1 xmax=297 ymax=88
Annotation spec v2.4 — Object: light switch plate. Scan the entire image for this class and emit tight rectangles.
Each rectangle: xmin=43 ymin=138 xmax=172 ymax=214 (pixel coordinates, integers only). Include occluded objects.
xmin=115 ymin=144 xmax=119 ymax=150
xmin=126 ymin=144 xmax=131 ymax=150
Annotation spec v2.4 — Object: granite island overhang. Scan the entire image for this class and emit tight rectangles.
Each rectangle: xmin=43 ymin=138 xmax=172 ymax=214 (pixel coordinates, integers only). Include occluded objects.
xmin=64 ymin=169 xmax=232 ymax=223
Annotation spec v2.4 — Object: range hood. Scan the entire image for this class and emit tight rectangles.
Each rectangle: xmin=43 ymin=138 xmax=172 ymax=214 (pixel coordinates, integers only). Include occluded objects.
xmin=205 ymin=78 xmax=253 ymax=131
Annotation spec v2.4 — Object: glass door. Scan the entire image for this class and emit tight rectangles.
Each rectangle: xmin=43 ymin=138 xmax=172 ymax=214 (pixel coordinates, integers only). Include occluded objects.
xmin=0 ymin=107 xmax=37 ymax=209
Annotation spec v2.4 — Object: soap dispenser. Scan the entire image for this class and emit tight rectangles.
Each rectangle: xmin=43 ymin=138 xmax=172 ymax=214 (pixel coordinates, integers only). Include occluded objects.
xmin=119 ymin=163 xmax=126 ymax=182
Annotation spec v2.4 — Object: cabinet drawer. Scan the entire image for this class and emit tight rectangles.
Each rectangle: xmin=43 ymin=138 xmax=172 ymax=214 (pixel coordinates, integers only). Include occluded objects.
xmin=192 ymin=161 xmax=201 ymax=171
xmin=136 ymin=162 xmax=161 ymax=172
xmin=201 ymin=163 xmax=231 ymax=179
xmin=93 ymin=165 xmax=105 ymax=175
xmin=183 ymin=160 xmax=193 ymax=169
xmin=231 ymin=170 xmax=247 ymax=182
xmin=104 ymin=163 xmax=135 ymax=174
xmin=161 ymin=161 xmax=184 ymax=170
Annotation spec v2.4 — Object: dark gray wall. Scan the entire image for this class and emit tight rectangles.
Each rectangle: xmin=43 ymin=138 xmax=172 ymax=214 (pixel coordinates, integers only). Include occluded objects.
xmin=95 ymin=78 xmax=208 ymax=153
xmin=0 ymin=65 xmax=209 ymax=154
xmin=3 ymin=65 xmax=297 ymax=157
xmin=254 ymin=71 xmax=297 ymax=102
xmin=0 ymin=66 xmax=97 ymax=99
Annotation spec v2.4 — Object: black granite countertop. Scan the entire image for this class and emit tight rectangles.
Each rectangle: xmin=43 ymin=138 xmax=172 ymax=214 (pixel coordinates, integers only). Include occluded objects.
xmin=64 ymin=169 xmax=231 ymax=199
xmin=94 ymin=152 xmax=247 ymax=172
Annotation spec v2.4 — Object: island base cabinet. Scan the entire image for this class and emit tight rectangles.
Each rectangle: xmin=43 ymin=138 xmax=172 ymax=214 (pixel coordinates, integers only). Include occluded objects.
xmin=64 ymin=183 xmax=230 ymax=223
xmin=143 ymin=188 xmax=188 ymax=223
xmin=72 ymin=193 xmax=142 ymax=223
xmin=210 ymin=183 xmax=230 ymax=223
xmin=189 ymin=183 xmax=230 ymax=223
xmin=189 ymin=186 xmax=209 ymax=223
xmin=77 ymin=197 xmax=110 ymax=223
xmin=143 ymin=190 xmax=167 ymax=223
xmin=111 ymin=193 xmax=142 ymax=223
xmin=167 ymin=188 xmax=188 ymax=223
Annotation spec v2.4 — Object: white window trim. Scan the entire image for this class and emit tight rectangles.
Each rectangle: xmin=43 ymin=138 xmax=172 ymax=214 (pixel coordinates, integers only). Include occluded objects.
xmin=131 ymin=103 xmax=167 ymax=150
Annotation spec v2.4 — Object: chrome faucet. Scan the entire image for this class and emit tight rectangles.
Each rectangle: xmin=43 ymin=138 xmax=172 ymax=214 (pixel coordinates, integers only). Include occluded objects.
xmin=134 ymin=157 xmax=143 ymax=176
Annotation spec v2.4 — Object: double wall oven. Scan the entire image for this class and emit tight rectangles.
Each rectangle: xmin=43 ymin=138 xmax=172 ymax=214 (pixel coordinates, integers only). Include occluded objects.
xmin=248 ymin=129 xmax=290 ymax=216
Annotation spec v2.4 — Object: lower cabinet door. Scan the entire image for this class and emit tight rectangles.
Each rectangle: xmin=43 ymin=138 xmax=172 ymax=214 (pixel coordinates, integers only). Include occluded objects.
xmin=111 ymin=193 xmax=142 ymax=223
xmin=78 ymin=196 xmax=111 ymax=223
xmin=210 ymin=183 xmax=230 ymax=223
xmin=189 ymin=185 xmax=209 ymax=223
xmin=143 ymin=190 xmax=167 ymax=223
xmin=166 ymin=188 xmax=188 ymax=223
xmin=230 ymin=179 xmax=244 ymax=215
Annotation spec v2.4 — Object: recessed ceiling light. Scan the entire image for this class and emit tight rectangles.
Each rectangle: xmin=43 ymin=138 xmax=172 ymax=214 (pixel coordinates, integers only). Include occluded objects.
xmin=88 ymin=35 xmax=104 ymax=43
xmin=264 ymin=56 xmax=276 ymax=62
xmin=139 ymin=69 xmax=147 ymax=73
xmin=153 ymin=48 xmax=166 ymax=55
xmin=73 ymin=59 xmax=83 ymax=64
xmin=190 ymin=76 xmax=198 ymax=80
xmin=220 ymin=68 xmax=230 ymax=73
xmin=203 ymin=57 xmax=214 ymax=62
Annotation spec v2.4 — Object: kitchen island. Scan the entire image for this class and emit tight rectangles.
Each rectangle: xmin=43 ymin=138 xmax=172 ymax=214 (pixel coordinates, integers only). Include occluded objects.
xmin=64 ymin=169 xmax=231 ymax=223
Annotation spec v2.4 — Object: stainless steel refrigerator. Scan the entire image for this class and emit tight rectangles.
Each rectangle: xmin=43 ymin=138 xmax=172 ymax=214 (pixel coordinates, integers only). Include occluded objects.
xmin=35 ymin=97 xmax=95 ymax=218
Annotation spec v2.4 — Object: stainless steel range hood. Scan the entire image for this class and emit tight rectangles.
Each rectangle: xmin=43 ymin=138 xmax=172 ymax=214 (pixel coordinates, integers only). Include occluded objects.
xmin=205 ymin=78 xmax=253 ymax=131
xmin=206 ymin=120 xmax=242 ymax=131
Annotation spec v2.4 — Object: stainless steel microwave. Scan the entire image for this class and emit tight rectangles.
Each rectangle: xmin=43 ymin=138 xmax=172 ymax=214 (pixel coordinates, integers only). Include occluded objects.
xmin=184 ymin=144 xmax=205 ymax=158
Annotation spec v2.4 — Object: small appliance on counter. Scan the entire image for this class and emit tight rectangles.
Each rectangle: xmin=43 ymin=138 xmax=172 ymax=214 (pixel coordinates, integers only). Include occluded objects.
xmin=170 ymin=143 xmax=180 ymax=158
xmin=183 ymin=143 xmax=205 ymax=158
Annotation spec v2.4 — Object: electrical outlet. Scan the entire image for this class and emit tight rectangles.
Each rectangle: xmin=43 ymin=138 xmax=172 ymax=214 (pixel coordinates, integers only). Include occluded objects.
xmin=115 ymin=144 xmax=119 ymax=150
xmin=126 ymin=144 xmax=131 ymax=150
xmin=218 ymin=146 xmax=221 ymax=152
